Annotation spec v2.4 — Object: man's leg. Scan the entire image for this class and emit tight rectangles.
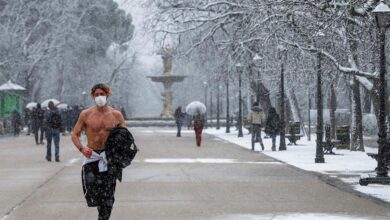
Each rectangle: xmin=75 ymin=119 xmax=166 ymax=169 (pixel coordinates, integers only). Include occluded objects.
xmin=33 ymin=125 xmax=39 ymax=144
xmin=97 ymin=172 xmax=117 ymax=220
xmin=54 ymin=132 xmax=60 ymax=162
xmin=257 ymin=126 xmax=264 ymax=150
xmin=251 ymin=125 xmax=255 ymax=151
xmin=40 ymin=126 xmax=45 ymax=144
xmin=46 ymin=130 xmax=52 ymax=161
xmin=271 ymin=135 xmax=276 ymax=151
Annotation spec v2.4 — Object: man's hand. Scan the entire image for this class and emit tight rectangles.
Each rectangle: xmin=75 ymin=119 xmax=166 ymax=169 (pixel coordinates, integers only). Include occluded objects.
xmin=81 ymin=147 xmax=93 ymax=158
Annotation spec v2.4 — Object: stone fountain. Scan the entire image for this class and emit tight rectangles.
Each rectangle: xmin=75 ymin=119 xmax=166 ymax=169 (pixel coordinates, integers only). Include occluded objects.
xmin=147 ymin=45 xmax=186 ymax=118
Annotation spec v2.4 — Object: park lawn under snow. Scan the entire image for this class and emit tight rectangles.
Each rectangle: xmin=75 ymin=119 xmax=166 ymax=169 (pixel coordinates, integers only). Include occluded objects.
xmin=205 ymin=128 xmax=390 ymax=203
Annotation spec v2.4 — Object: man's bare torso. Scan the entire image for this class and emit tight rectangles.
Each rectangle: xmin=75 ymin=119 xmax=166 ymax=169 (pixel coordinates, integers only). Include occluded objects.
xmin=83 ymin=106 xmax=122 ymax=150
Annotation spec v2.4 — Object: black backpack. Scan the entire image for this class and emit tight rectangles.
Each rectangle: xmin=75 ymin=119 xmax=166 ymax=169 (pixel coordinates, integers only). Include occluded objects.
xmin=49 ymin=111 xmax=62 ymax=129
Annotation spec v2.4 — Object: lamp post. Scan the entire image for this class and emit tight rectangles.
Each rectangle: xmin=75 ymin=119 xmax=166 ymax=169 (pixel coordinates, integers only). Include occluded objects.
xmin=308 ymin=90 xmax=311 ymax=141
xmin=226 ymin=77 xmax=231 ymax=133
xmin=315 ymin=50 xmax=325 ymax=163
xmin=217 ymin=82 xmax=221 ymax=130
xmin=278 ymin=46 xmax=287 ymax=151
xmin=210 ymin=89 xmax=213 ymax=127
xmin=360 ymin=1 xmax=390 ymax=185
xmin=82 ymin=91 xmax=87 ymax=107
xmin=236 ymin=62 xmax=244 ymax=137
xmin=203 ymin=81 xmax=208 ymax=128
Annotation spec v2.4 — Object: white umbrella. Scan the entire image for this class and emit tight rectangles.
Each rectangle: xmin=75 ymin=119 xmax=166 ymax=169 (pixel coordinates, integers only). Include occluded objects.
xmin=26 ymin=102 xmax=37 ymax=110
xmin=186 ymin=101 xmax=207 ymax=115
xmin=57 ymin=103 xmax=68 ymax=110
xmin=41 ymin=99 xmax=60 ymax=108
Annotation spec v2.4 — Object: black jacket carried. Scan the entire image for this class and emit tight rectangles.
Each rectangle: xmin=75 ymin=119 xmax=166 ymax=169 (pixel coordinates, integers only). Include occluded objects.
xmin=105 ymin=124 xmax=138 ymax=182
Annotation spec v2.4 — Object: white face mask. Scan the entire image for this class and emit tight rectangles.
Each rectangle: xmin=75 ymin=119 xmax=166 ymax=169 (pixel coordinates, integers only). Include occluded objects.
xmin=94 ymin=96 xmax=107 ymax=107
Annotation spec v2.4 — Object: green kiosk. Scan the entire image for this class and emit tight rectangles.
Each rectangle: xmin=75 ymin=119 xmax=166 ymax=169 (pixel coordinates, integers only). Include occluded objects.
xmin=0 ymin=80 xmax=26 ymax=118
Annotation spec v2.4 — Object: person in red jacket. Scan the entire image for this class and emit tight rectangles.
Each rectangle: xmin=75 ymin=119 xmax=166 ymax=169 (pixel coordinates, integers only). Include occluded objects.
xmin=193 ymin=111 xmax=205 ymax=146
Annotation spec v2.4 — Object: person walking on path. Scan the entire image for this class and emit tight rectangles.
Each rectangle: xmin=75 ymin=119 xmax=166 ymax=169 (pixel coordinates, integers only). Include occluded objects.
xmin=174 ymin=106 xmax=184 ymax=137
xmin=11 ymin=109 xmax=22 ymax=136
xmin=24 ymin=108 xmax=32 ymax=135
xmin=265 ymin=107 xmax=281 ymax=151
xmin=193 ymin=111 xmax=205 ymax=147
xmin=45 ymin=101 xmax=62 ymax=162
xmin=247 ymin=102 xmax=265 ymax=150
xmin=71 ymin=83 xmax=126 ymax=220
xmin=32 ymin=103 xmax=45 ymax=145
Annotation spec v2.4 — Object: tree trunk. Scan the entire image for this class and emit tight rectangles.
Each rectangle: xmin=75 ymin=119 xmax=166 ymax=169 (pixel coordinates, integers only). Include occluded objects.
xmin=289 ymin=88 xmax=306 ymax=136
xmin=250 ymin=80 xmax=272 ymax=117
xmin=350 ymin=77 xmax=364 ymax=151
xmin=362 ymin=87 xmax=371 ymax=113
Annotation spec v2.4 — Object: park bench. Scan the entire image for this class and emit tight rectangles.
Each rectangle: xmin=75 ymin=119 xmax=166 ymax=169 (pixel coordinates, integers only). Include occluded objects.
xmin=285 ymin=121 xmax=304 ymax=145
xmin=323 ymin=124 xmax=340 ymax=155
xmin=366 ymin=151 xmax=390 ymax=169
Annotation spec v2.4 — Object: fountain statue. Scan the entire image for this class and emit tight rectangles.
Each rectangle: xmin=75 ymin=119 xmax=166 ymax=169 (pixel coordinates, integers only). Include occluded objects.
xmin=147 ymin=44 xmax=187 ymax=117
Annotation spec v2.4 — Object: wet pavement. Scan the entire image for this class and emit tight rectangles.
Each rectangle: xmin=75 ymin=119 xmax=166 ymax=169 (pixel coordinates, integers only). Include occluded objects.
xmin=0 ymin=128 xmax=389 ymax=220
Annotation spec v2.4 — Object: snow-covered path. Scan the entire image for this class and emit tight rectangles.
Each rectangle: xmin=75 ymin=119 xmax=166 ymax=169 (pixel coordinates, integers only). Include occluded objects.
xmin=0 ymin=127 xmax=389 ymax=219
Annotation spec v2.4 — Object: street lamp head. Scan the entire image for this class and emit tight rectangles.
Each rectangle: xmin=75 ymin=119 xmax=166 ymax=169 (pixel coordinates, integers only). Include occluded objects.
xmin=235 ymin=62 xmax=243 ymax=71
xmin=373 ymin=1 xmax=390 ymax=28
xmin=253 ymin=53 xmax=262 ymax=61
xmin=277 ymin=45 xmax=287 ymax=60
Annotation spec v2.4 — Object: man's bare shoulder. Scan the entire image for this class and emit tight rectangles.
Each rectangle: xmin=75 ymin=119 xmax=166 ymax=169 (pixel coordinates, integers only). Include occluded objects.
xmin=110 ymin=107 xmax=122 ymax=116
xmin=80 ymin=106 xmax=96 ymax=117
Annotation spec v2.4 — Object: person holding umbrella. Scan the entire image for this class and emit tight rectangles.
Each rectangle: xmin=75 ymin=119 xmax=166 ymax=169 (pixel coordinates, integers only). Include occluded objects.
xmin=186 ymin=101 xmax=206 ymax=147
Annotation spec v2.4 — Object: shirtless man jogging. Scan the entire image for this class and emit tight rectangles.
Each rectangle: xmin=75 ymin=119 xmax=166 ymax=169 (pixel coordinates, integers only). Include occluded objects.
xmin=71 ymin=83 xmax=126 ymax=220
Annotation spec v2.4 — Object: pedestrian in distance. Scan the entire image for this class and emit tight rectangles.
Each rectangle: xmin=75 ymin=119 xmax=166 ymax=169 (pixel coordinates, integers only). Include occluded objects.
xmin=24 ymin=107 xmax=32 ymax=135
xmin=45 ymin=101 xmax=62 ymax=162
xmin=265 ymin=107 xmax=281 ymax=151
xmin=71 ymin=83 xmax=127 ymax=220
xmin=66 ymin=106 xmax=73 ymax=134
xmin=186 ymin=113 xmax=193 ymax=130
xmin=31 ymin=103 xmax=45 ymax=145
xmin=71 ymin=105 xmax=81 ymax=131
xmin=247 ymin=102 xmax=265 ymax=150
xmin=174 ymin=106 xmax=184 ymax=137
xmin=193 ymin=110 xmax=205 ymax=147
xmin=11 ymin=109 xmax=22 ymax=136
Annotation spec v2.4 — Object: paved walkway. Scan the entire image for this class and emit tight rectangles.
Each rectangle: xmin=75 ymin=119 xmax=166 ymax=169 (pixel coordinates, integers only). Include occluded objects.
xmin=0 ymin=128 xmax=389 ymax=220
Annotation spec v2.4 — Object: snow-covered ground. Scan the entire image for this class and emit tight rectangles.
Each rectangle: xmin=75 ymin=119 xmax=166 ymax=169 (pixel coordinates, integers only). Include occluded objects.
xmin=205 ymin=128 xmax=390 ymax=204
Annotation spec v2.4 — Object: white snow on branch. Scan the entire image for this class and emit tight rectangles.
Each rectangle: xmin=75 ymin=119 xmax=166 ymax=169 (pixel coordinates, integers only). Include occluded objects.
xmin=356 ymin=76 xmax=374 ymax=91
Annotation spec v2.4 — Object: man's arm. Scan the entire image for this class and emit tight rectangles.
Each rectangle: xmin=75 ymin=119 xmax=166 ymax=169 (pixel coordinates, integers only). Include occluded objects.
xmin=71 ymin=111 xmax=92 ymax=157
xmin=114 ymin=110 xmax=126 ymax=127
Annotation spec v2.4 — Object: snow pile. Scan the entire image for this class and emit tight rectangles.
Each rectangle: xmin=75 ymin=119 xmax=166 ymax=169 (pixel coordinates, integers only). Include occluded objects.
xmin=205 ymin=128 xmax=390 ymax=203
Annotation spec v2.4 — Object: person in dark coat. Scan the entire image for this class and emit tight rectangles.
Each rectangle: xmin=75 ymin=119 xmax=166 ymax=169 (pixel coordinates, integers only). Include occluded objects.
xmin=45 ymin=101 xmax=62 ymax=162
xmin=11 ymin=109 xmax=22 ymax=136
xmin=31 ymin=103 xmax=45 ymax=145
xmin=174 ymin=106 xmax=184 ymax=137
xmin=66 ymin=106 xmax=73 ymax=134
xmin=24 ymin=108 xmax=32 ymax=135
xmin=265 ymin=107 xmax=281 ymax=151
